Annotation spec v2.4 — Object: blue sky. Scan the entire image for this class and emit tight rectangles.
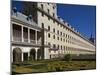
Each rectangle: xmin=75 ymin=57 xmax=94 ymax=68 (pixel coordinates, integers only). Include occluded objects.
xmin=12 ymin=1 xmax=96 ymax=39
xmin=57 ymin=4 xmax=96 ymax=39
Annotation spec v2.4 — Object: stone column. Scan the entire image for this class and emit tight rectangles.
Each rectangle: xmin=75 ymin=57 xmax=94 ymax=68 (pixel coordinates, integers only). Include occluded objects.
xmin=35 ymin=48 xmax=38 ymax=60
xmin=12 ymin=50 xmax=13 ymax=62
xmin=22 ymin=26 xmax=24 ymax=42
xmin=22 ymin=52 xmax=23 ymax=62
xmin=35 ymin=30 xmax=37 ymax=44
xmin=11 ymin=24 xmax=13 ymax=41
xmin=28 ymin=28 xmax=30 ymax=43
xmin=44 ymin=31 xmax=47 ymax=45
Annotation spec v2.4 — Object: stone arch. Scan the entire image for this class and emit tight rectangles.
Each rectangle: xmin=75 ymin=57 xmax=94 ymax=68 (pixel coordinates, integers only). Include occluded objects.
xmin=30 ymin=48 xmax=36 ymax=60
xmin=13 ymin=48 xmax=22 ymax=62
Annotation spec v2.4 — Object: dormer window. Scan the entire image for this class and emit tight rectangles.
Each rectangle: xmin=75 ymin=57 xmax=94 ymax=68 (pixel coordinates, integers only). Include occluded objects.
xmin=26 ymin=15 xmax=33 ymax=21
xmin=13 ymin=7 xmax=17 ymax=16
xmin=53 ymin=13 xmax=55 ymax=17
xmin=13 ymin=7 xmax=17 ymax=13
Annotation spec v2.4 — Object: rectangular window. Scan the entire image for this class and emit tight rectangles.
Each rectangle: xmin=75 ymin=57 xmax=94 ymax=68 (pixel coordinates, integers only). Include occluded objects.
xmin=61 ymin=46 xmax=62 ymax=50
xmin=53 ymin=6 xmax=55 ymax=9
xmin=68 ymin=35 xmax=69 ymax=39
xmin=64 ymin=46 xmax=65 ymax=50
xmin=48 ymin=42 xmax=51 ymax=47
xmin=61 ymin=38 xmax=62 ymax=41
xmin=42 ymin=23 xmax=44 ymax=28
xmin=53 ymin=44 xmax=56 ymax=48
xmin=57 ymin=37 xmax=59 ymax=40
xmin=48 ymin=33 xmax=50 ymax=38
xmin=63 ymin=39 xmax=65 ymax=42
xmin=66 ymin=39 xmax=67 ymax=43
xmin=66 ymin=34 xmax=67 ymax=38
xmin=63 ymin=33 xmax=65 ymax=37
xmin=57 ymin=23 xmax=59 ymax=26
xmin=41 ymin=12 xmax=44 ymax=16
xmin=53 ymin=35 xmax=55 ymax=39
xmin=57 ymin=30 xmax=59 ymax=35
xmin=48 ymin=17 xmax=50 ymax=20
xmin=58 ymin=45 xmax=59 ymax=49
xmin=66 ymin=47 xmax=67 ymax=50
xmin=48 ymin=26 xmax=50 ymax=31
xmin=53 ymin=28 xmax=55 ymax=33
xmin=41 ymin=4 xmax=43 ymax=9
xmin=60 ymin=32 xmax=62 ymax=36
xmin=47 ymin=9 xmax=50 ymax=14
xmin=53 ymin=13 xmax=55 ymax=17
xmin=53 ymin=20 xmax=55 ymax=23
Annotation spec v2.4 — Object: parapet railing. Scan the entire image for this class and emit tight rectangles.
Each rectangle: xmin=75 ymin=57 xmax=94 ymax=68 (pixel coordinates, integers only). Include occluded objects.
xmin=12 ymin=37 xmax=41 ymax=45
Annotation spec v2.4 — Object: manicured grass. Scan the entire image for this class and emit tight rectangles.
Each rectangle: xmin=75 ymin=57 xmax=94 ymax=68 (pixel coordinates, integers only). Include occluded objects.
xmin=12 ymin=60 xmax=96 ymax=74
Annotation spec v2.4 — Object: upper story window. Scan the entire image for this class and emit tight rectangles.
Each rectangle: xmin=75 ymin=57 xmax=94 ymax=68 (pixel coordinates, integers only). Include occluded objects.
xmin=53 ymin=20 xmax=55 ymax=23
xmin=48 ymin=17 xmax=50 ymax=20
xmin=48 ymin=42 xmax=51 ymax=47
xmin=48 ymin=33 xmax=50 ymax=38
xmin=66 ymin=34 xmax=67 ymax=38
xmin=63 ymin=39 xmax=65 ymax=42
xmin=57 ymin=30 xmax=59 ymax=35
xmin=60 ymin=32 xmax=62 ymax=36
xmin=42 ymin=23 xmax=44 ymax=28
xmin=53 ymin=35 xmax=55 ymax=39
xmin=63 ymin=33 xmax=65 ymax=37
xmin=48 ymin=26 xmax=50 ymax=31
xmin=58 ymin=45 xmax=59 ymax=49
xmin=41 ymin=4 xmax=43 ymax=9
xmin=57 ymin=23 xmax=59 ymax=26
xmin=68 ymin=40 xmax=69 ymax=43
xmin=67 ymin=35 xmax=69 ymax=39
xmin=61 ymin=45 xmax=62 ymax=50
xmin=66 ymin=47 xmax=67 ymax=50
xmin=70 ymin=36 xmax=71 ymax=39
xmin=53 ymin=13 xmax=55 ymax=17
xmin=47 ymin=9 xmax=50 ymax=14
xmin=61 ymin=38 xmax=62 ymax=41
xmin=57 ymin=37 xmax=59 ymax=40
xmin=66 ymin=39 xmax=67 ymax=43
xmin=53 ymin=28 xmax=55 ymax=33
xmin=41 ymin=12 xmax=44 ymax=17
xmin=63 ymin=26 xmax=65 ymax=29
xmin=60 ymin=25 xmax=62 ymax=27
xmin=53 ymin=44 xmax=56 ymax=48
xmin=53 ymin=6 xmax=55 ymax=9
xmin=64 ymin=46 xmax=65 ymax=50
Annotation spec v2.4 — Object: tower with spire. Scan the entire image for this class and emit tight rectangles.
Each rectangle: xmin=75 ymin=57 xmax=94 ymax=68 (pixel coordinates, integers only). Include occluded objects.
xmin=89 ymin=33 xmax=95 ymax=44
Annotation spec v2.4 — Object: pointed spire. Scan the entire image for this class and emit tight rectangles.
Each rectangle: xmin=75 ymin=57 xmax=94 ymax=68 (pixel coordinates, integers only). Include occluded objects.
xmin=89 ymin=33 xmax=95 ymax=44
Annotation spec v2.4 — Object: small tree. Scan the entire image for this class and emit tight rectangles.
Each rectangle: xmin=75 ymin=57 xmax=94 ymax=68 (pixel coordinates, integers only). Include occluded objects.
xmin=63 ymin=54 xmax=72 ymax=61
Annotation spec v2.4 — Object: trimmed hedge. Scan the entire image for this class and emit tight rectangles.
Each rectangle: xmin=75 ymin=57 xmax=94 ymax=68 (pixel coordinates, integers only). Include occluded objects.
xmin=63 ymin=54 xmax=72 ymax=61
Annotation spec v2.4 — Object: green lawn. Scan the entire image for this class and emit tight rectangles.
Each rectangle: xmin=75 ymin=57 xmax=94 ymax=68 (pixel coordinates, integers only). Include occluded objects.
xmin=12 ymin=60 xmax=96 ymax=74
